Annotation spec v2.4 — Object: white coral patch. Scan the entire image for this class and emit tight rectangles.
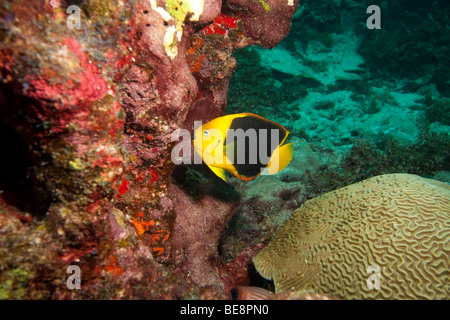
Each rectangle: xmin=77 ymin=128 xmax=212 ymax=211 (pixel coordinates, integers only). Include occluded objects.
xmin=188 ymin=0 xmax=204 ymax=21
xmin=149 ymin=0 xmax=173 ymax=21
xmin=164 ymin=25 xmax=178 ymax=59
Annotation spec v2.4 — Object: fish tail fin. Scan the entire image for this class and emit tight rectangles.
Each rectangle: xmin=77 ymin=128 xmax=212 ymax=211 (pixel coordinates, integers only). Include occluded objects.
xmin=266 ymin=143 xmax=293 ymax=175
xmin=207 ymin=164 xmax=227 ymax=182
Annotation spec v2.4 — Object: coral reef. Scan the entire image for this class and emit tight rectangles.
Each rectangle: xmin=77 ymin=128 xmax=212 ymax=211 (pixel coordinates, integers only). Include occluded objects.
xmin=223 ymin=0 xmax=298 ymax=48
xmin=0 ymin=0 xmax=299 ymax=299
xmin=253 ymin=174 xmax=450 ymax=299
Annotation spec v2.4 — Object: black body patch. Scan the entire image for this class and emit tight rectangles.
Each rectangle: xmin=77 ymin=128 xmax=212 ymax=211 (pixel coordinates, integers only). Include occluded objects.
xmin=224 ymin=115 xmax=287 ymax=178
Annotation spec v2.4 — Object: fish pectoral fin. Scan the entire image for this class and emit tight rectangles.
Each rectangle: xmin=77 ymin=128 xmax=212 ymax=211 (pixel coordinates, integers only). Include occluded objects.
xmin=224 ymin=141 xmax=236 ymax=164
xmin=266 ymin=143 xmax=293 ymax=175
xmin=207 ymin=164 xmax=227 ymax=182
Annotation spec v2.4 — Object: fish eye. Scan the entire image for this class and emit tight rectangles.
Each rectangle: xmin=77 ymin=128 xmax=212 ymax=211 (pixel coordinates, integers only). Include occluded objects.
xmin=203 ymin=130 xmax=209 ymax=136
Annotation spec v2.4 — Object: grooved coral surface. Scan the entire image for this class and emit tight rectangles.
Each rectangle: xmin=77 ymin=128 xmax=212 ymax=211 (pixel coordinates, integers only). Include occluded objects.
xmin=253 ymin=174 xmax=450 ymax=299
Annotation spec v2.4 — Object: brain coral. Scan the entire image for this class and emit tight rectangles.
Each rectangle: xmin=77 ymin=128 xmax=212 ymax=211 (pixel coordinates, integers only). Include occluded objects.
xmin=253 ymin=174 xmax=450 ymax=299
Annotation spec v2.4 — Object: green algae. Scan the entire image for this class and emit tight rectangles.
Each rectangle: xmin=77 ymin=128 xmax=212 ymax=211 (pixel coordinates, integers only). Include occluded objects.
xmin=164 ymin=0 xmax=203 ymax=22
xmin=0 ymin=268 xmax=31 ymax=299
xmin=259 ymin=0 xmax=270 ymax=12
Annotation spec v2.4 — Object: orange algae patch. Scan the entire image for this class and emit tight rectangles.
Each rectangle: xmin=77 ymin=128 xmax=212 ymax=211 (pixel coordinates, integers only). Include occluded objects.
xmin=131 ymin=218 xmax=155 ymax=236
xmin=187 ymin=37 xmax=206 ymax=73
xmin=142 ymin=220 xmax=155 ymax=228
xmin=152 ymin=247 xmax=164 ymax=255
xmin=152 ymin=234 xmax=160 ymax=241
xmin=106 ymin=255 xmax=123 ymax=276
xmin=188 ymin=37 xmax=204 ymax=54
xmin=189 ymin=54 xmax=206 ymax=73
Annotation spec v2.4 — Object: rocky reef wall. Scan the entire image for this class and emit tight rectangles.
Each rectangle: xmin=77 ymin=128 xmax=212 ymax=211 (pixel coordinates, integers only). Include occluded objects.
xmin=0 ymin=0 xmax=298 ymax=299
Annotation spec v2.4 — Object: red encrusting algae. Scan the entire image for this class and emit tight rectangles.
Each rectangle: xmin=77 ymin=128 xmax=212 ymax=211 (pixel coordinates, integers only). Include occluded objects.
xmin=202 ymin=14 xmax=238 ymax=36
xmin=118 ymin=179 xmax=129 ymax=195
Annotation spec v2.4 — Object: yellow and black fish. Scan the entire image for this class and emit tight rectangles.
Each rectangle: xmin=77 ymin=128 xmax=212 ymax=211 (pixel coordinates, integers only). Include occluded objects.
xmin=192 ymin=113 xmax=293 ymax=182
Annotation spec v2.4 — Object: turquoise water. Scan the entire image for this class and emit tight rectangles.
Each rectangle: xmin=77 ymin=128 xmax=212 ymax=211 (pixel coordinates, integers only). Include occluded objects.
xmin=226 ymin=0 xmax=450 ymax=196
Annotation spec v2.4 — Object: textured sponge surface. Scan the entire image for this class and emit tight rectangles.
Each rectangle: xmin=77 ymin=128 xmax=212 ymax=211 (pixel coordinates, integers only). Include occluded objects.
xmin=253 ymin=174 xmax=450 ymax=299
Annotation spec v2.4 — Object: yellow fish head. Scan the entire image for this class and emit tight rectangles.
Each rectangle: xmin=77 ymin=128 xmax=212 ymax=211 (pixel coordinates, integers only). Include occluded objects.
xmin=192 ymin=118 xmax=228 ymax=167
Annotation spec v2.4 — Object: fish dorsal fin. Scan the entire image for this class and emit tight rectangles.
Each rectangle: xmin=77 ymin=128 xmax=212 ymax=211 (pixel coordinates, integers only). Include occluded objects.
xmin=207 ymin=164 xmax=227 ymax=182
xmin=266 ymin=143 xmax=293 ymax=175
